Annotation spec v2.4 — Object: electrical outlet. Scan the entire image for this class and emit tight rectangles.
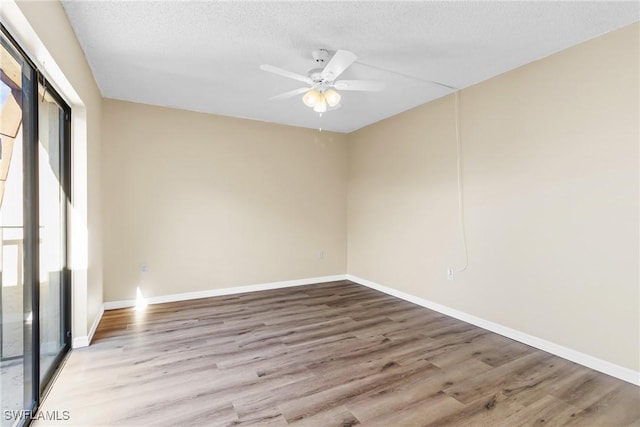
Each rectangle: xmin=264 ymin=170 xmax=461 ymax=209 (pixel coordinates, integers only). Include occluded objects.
xmin=141 ymin=263 xmax=149 ymax=273
xmin=447 ymin=267 xmax=454 ymax=281
xmin=318 ymin=250 xmax=324 ymax=260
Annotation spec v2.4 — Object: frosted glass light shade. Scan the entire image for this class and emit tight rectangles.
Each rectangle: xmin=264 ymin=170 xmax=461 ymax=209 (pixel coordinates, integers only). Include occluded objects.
xmin=324 ymin=89 xmax=341 ymax=107
xmin=303 ymin=90 xmax=322 ymax=107
xmin=313 ymin=95 xmax=327 ymax=113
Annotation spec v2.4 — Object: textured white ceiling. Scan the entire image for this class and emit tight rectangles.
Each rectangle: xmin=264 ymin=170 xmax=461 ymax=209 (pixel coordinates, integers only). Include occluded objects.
xmin=62 ymin=1 xmax=639 ymax=133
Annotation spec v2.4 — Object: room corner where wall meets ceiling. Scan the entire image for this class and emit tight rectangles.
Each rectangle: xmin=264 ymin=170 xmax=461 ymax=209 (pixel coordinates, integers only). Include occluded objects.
xmin=347 ymin=22 xmax=640 ymax=373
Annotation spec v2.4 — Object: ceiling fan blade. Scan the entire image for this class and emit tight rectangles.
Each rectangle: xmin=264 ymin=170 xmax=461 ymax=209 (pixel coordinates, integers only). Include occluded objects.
xmin=321 ymin=50 xmax=357 ymax=81
xmin=333 ymin=80 xmax=385 ymax=91
xmin=260 ymin=64 xmax=313 ymax=84
xmin=270 ymin=87 xmax=310 ymax=100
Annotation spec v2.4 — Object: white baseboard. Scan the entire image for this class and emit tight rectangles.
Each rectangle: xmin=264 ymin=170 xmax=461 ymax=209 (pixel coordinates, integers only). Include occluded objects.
xmin=72 ymin=304 xmax=105 ymax=349
xmin=346 ymin=274 xmax=640 ymax=386
xmin=72 ymin=336 xmax=88 ymax=348
xmin=88 ymin=304 xmax=105 ymax=344
xmin=104 ymin=274 xmax=349 ymax=310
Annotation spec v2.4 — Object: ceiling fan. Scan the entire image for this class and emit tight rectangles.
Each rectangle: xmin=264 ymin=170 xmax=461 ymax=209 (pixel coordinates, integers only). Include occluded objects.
xmin=260 ymin=49 xmax=385 ymax=113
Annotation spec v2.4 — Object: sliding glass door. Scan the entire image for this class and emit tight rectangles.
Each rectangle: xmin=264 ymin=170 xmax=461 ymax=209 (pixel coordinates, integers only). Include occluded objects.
xmin=0 ymin=28 xmax=34 ymax=426
xmin=38 ymin=80 xmax=69 ymax=389
xmin=0 ymin=26 xmax=70 ymax=427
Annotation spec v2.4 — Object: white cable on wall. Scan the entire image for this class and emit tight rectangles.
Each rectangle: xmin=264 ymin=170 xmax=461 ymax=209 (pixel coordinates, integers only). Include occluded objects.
xmin=352 ymin=61 xmax=469 ymax=273
xmin=454 ymin=90 xmax=469 ymax=272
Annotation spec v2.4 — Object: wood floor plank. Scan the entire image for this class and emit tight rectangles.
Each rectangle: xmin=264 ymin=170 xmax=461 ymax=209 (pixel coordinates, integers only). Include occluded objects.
xmin=285 ymin=405 xmax=359 ymax=427
xmin=347 ymin=358 xmax=492 ymax=423
xmin=562 ymin=383 xmax=640 ymax=426
xmin=501 ymin=394 xmax=581 ymax=426
xmin=279 ymin=360 xmax=440 ymax=423
xmin=443 ymin=351 xmax=555 ymax=404
xmin=34 ymin=280 xmax=639 ymax=426
xmin=362 ymin=391 xmax=465 ymax=427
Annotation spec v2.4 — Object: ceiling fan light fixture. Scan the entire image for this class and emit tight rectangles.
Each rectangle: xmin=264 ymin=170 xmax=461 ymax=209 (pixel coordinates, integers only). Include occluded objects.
xmin=323 ymin=89 xmax=341 ymax=107
xmin=262 ymin=49 xmax=383 ymax=114
xmin=303 ymin=89 xmax=322 ymax=107
xmin=313 ymin=95 xmax=327 ymax=113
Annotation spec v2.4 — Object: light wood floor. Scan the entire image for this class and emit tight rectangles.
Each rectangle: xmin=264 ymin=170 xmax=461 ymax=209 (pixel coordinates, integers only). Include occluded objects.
xmin=37 ymin=280 xmax=640 ymax=426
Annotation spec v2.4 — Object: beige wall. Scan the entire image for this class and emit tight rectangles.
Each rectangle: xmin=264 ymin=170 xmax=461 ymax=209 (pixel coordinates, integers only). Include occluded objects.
xmin=348 ymin=23 xmax=639 ymax=371
xmin=9 ymin=1 xmax=103 ymax=339
xmin=101 ymin=100 xmax=347 ymax=302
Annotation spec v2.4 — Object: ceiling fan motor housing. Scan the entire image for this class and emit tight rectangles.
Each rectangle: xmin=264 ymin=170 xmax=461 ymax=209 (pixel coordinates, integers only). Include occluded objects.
xmin=312 ymin=49 xmax=330 ymax=63
xmin=308 ymin=68 xmax=327 ymax=84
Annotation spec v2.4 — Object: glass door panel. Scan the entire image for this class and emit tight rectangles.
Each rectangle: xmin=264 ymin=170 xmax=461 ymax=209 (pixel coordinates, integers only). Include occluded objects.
xmin=0 ymin=35 xmax=33 ymax=427
xmin=37 ymin=83 xmax=67 ymax=384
